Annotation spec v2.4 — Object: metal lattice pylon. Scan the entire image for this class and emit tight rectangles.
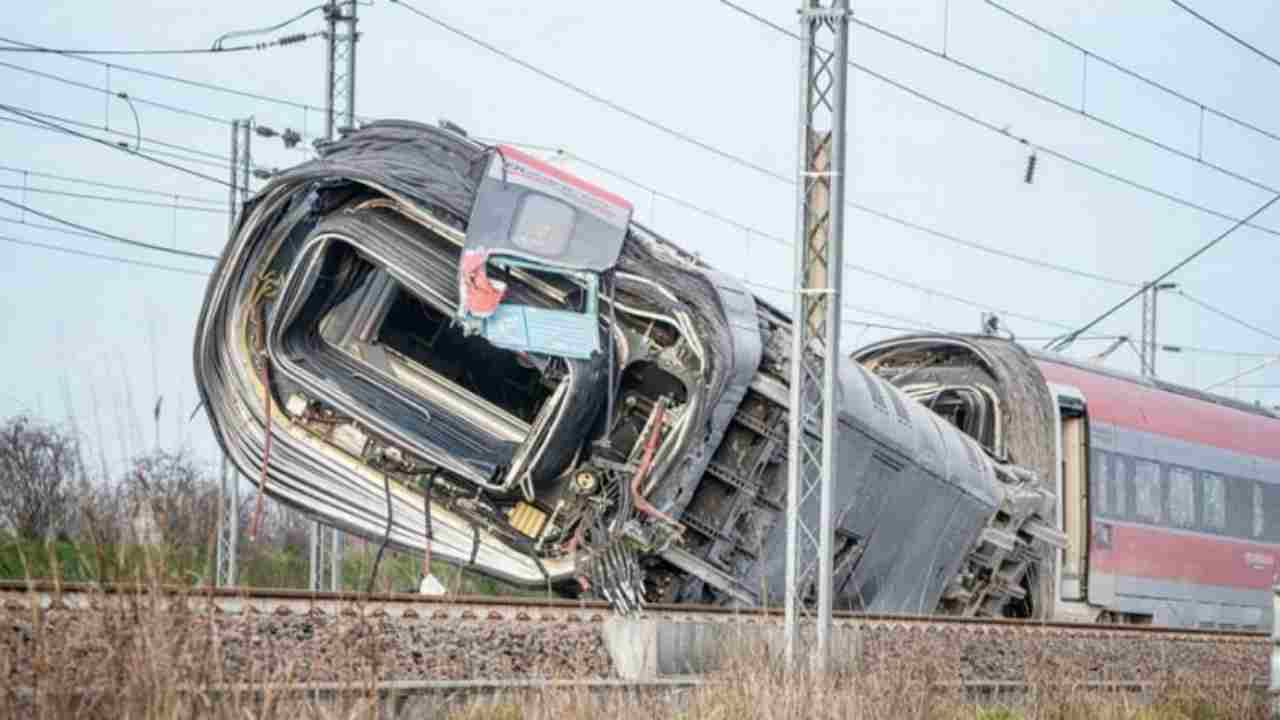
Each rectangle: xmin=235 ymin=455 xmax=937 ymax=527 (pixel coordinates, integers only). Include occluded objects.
xmin=215 ymin=457 xmax=240 ymax=587
xmin=784 ymin=0 xmax=851 ymax=673
xmin=324 ymin=0 xmax=358 ymax=140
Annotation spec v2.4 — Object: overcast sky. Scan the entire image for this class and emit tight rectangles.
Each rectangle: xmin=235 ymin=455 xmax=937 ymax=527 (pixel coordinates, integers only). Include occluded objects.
xmin=1 ymin=0 xmax=1278 ymax=478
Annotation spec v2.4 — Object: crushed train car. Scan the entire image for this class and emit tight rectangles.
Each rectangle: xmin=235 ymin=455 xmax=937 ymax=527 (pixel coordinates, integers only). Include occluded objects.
xmin=194 ymin=120 xmax=1062 ymax=615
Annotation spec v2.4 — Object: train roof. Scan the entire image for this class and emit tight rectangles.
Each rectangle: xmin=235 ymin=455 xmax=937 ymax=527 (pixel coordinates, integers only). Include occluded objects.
xmin=1026 ymin=347 xmax=1279 ymax=422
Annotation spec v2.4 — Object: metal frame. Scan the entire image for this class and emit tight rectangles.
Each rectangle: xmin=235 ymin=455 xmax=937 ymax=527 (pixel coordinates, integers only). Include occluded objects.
xmin=216 ymin=119 xmax=253 ymax=588
xmin=215 ymin=457 xmax=240 ymax=587
xmin=784 ymin=0 xmax=851 ymax=673
xmin=324 ymin=0 xmax=358 ymax=141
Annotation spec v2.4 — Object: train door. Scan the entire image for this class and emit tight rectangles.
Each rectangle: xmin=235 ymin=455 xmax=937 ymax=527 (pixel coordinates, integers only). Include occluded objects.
xmin=1051 ymin=384 xmax=1089 ymax=604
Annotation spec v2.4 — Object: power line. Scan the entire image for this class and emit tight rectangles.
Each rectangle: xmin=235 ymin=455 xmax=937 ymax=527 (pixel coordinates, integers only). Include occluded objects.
xmin=0 ymin=162 xmax=223 ymax=204
xmin=984 ymin=1 xmax=1280 ymax=149
xmin=542 ymin=145 xmax=1137 ymax=288
xmin=1173 ymin=290 xmax=1280 ymax=345
xmin=0 ymin=32 xmax=319 ymax=56
xmin=0 ymin=104 xmax=233 ymax=188
xmin=0 ymin=196 xmax=219 ymax=261
xmin=0 ymin=35 xmax=325 ymax=116
xmin=1204 ymin=356 xmax=1280 ymax=392
xmin=0 ymin=234 xmax=209 ymax=277
xmin=510 ymin=142 xmax=1076 ymax=329
xmin=0 ymin=183 xmax=226 ymax=214
xmin=0 ymin=114 xmax=234 ymax=172
xmin=847 ymin=5 xmax=1280 ymax=200
xmin=388 ymin=3 xmax=1138 ymax=302
xmin=0 ymin=103 xmax=231 ymax=162
xmin=1168 ymin=1 xmax=1280 ymax=72
xmin=717 ymin=1 xmax=1280 ymax=241
xmin=742 ymin=277 xmax=953 ymax=334
xmin=387 ymin=0 xmax=785 ymax=182
xmin=0 ymin=59 xmax=227 ymax=125
xmin=1047 ymin=191 xmax=1280 ymax=350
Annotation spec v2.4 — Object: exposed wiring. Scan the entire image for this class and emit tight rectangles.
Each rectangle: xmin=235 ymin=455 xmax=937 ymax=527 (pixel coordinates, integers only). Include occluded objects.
xmin=368 ymin=471 xmax=395 ymax=594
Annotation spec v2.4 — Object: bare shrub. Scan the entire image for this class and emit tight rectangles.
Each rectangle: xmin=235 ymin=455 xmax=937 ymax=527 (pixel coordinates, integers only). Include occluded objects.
xmin=0 ymin=416 xmax=78 ymax=540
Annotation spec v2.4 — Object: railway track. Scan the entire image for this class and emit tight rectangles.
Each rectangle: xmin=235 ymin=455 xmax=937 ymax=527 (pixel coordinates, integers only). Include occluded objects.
xmin=0 ymin=580 xmax=1264 ymax=644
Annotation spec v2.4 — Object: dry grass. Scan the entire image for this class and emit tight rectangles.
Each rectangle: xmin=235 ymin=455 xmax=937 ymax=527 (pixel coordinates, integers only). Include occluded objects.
xmin=1 ymin=567 xmax=1268 ymax=720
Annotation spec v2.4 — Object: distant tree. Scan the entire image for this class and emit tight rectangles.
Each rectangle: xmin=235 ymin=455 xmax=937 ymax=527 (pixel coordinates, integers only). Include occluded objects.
xmin=0 ymin=416 xmax=78 ymax=539
xmin=124 ymin=449 xmax=218 ymax=551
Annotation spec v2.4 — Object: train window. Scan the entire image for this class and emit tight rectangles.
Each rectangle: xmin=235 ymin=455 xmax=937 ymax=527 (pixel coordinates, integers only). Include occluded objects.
xmin=1091 ymin=451 xmax=1110 ymax=515
xmin=1264 ymin=484 xmax=1280 ymax=542
xmin=1253 ymin=483 xmax=1265 ymax=538
xmin=1134 ymin=459 xmax=1162 ymax=524
xmin=1202 ymin=473 xmax=1226 ymax=531
xmin=1226 ymin=476 xmax=1253 ymax=538
xmin=1112 ymin=455 xmax=1130 ymax=519
xmin=1168 ymin=468 xmax=1195 ymax=529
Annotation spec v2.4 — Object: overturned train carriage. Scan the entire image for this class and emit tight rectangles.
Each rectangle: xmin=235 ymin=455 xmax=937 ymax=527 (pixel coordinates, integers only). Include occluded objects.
xmin=194 ymin=120 xmax=1062 ymax=615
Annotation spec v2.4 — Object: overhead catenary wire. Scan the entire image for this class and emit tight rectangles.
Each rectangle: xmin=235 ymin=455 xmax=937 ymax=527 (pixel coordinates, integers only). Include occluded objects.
xmin=0 ymin=162 xmax=223 ymax=204
xmin=511 ymin=145 xmax=1077 ymax=329
xmin=0 ymin=114 xmax=235 ymax=173
xmin=0 ymin=103 xmax=231 ymax=160
xmin=1168 ymin=1 xmax=1280 ymax=72
xmin=527 ymin=144 xmax=1138 ymax=289
xmin=1203 ymin=356 xmax=1280 ymax=392
xmin=717 ymin=0 xmax=1280 ymax=241
xmin=0 ymin=196 xmax=219 ymax=261
xmin=0 ymin=32 xmax=320 ymax=56
xmin=843 ymin=4 xmax=1280 ymax=201
xmin=0 ymin=35 xmax=327 ymax=116
xmin=0 ymin=234 xmax=209 ymax=277
xmin=1046 ymin=191 xmax=1280 ymax=351
xmin=1172 ymin=290 xmax=1280 ymax=346
xmin=384 ymin=1 xmax=1136 ymax=319
xmin=0 ymin=57 xmax=324 ymax=150
xmin=0 ymin=183 xmax=227 ymax=214
xmin=0 ymin=115 xmax=235 ymax=173
xmin=984 ymin=1 xmax=1280 ymax=149
xmin=0 ymin=104 xmax=234 ymax=188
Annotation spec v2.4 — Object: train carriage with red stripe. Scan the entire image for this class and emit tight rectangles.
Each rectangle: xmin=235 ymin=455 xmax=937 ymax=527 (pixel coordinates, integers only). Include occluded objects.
xmin=853 ymin=335 xmax=1280 ymax=629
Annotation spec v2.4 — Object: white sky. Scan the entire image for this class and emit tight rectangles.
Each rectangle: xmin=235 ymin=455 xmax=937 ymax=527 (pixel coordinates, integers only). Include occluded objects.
xmin=1 ymin=0 xmax=1278 ymax=478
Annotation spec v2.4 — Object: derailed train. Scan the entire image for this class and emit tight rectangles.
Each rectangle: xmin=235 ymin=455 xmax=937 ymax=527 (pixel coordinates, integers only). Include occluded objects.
xmin=855 ymin=336 xmax=1280 ymax=629
xmin=197 ymin=119 xmax=1111 ymax=618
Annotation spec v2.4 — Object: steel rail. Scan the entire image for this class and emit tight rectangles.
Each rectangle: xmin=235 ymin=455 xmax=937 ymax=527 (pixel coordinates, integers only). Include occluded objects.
xmin=0 ymin=581 xmax=1263 ymax=642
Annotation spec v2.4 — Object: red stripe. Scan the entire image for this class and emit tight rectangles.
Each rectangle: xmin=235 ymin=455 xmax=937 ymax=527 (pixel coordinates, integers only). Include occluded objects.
xmin=1091 ymin=521 xmax=1280 ymax=589
xmin=498 ymin=145 xmax=632 ymax=212
xmin=1036 ymin=358 xmax=1280 ymax=461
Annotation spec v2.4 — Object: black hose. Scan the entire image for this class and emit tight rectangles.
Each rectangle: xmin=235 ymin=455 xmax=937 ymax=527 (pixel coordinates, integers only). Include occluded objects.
xmin=421 ymin=470 xmax=437 ymax=582
xmin=366 ymin=471 xmax=394 ymax=594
